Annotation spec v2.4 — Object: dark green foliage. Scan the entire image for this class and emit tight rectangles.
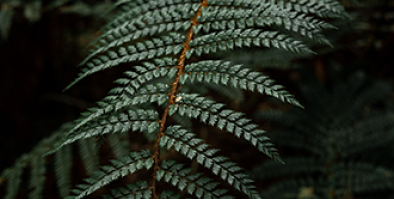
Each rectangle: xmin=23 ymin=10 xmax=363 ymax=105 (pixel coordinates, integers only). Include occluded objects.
xmin=0 ymin=0 xmax=350 ymax=198
xmin=156 ymin=159 xmax=233 ymax=199
xmin=103 ymin=181 xmax=152 ymax=199
xmin=251 ymin=72 xmax=394 ymax=199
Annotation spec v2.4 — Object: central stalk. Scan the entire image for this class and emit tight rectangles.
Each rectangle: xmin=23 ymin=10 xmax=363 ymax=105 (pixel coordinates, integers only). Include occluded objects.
xmin=150 ymin=1 xmax=208 ymax=198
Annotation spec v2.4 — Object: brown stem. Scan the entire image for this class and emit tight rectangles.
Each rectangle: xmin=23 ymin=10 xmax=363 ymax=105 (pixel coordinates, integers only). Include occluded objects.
xmin=151 ymin=1 xmax=208 ymax=198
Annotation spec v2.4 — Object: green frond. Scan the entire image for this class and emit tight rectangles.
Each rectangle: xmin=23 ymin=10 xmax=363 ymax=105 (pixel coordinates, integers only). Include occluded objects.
xmin=181 ymin=60 xmax=302 ymax=107
xmin=47 ymin=108 xmax=160 ymax=156
xmin=161 ymin=125 xmax=262 ymax=199
xmin=7 ymin=0 xmax=352 ymax=198
xmin=103 ymin=0 xmax=200 ymax=33
xmin=103 ymin=181 xmax=151 ymax=199
xmin=28 ymin=157 xmax=46 ymax=199
xmin=0 ymin=123 xmax=73 ymax=199
xmin=157 ymin=159 xmax=234 ymax=199
xmin=87 ymin=3 xmax=199 ymax=58
xmin=60 ymin=58 xmax=175 ymax=147
xmin=66 ymin=33 xmax=185 ymax=90
xmin=188 ymin=29 xmax=315 ymax=58
xmin=206 ymin=0 xmax=347 ymax=18
xmin=55 ymin=145 xmax=73 ymax=198
xmin=78 ymin=138 xmax=99 ymax=176
xmin=69 ymin=150 xmax=153 ymax=199
xmin=168 ymin=94 xmax=283 ymax=163
xmin=196 ymin=5 xmax=335 ymax=46
xmin=67 ymin=82 xmax=169 ymax=144
xmin=1 ymin=157 xmax=25 ymax=199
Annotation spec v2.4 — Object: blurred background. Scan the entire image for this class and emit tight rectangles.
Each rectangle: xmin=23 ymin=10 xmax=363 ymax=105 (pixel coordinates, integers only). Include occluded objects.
xmin=0 ymin=0 xmax=118 ymax=172
xmin=0 ymin=0 xmax=394 ymax=198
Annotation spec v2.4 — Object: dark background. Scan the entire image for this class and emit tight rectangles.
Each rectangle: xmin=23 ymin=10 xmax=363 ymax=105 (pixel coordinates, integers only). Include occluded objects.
xmin=0 ymin=0 xmax=118 ymax=172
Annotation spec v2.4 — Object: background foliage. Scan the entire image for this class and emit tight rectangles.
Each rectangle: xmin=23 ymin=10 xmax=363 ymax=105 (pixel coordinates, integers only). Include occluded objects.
xmin=0 ymin=0 xmax=393 ymax=198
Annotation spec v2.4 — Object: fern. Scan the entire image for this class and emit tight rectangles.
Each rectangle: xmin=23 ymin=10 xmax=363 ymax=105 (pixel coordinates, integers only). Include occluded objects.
xmin=251 ymin=71 xmax=394 ymax=199
xmin=0 ymin=0 xmax=348 ymax=198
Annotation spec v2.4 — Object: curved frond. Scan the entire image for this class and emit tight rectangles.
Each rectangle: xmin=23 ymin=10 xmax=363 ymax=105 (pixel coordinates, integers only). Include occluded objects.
xmin=48 ymin=108 xmax=160 ymax=156
xmin=1 ymin=157 xmax=25 ymax=199
xmin=55 ymin=145 xmax=73 ymax=198
xmin=188 ymin=29 xmax=315 ymax=58
xmin=68 ymin=150 xmax=153 ymax=199
xmin=0 ymin=123 xmax=73 ymax=199
xmin=28 ymin=156 xmax=46 ymax=199
xmin=169 ymin=94 xmax=283 ymax=163
xmin=161 ymin=125 xmax=261 ymax=199
xmin=66 ymin=33 xmax=185 ymax=90
xmin=156 ymin=159 xmax=233 ymax=199
xmin=71 ymin=82 xmax=169 ymax=141
xmin=78 ymin=138 xmax=99 ymax=176
xmin=181 ymin=60 xmax=302 ymax=107
xmin=102 ymin=181 xmax=151 ymax=199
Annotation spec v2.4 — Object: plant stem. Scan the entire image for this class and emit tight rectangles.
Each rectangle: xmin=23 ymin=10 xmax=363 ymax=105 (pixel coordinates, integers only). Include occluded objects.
xmin=151 ymin=1 xmax=208 ymax=198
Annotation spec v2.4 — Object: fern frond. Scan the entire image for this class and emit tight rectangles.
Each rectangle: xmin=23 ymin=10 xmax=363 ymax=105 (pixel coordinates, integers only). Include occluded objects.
xmin=28 ymin=156 xmax=46 ymax=199
xmin=196 ymin=5 xmax=335 ymax=45
xmin=204 ymin=0 xmax=347 ymax=18
xmin=169 ymin=93 xmax=282 ymax=163
xmin=0 ymin=123 xmax=74 ymax=199
xmin=181 ymin=60 xmax=302 ymax=107
xmin=102 ymin=181 xmax=151 ymax=199
xmin=66 ymin=82 xmax=169 ymax=143
xmin=1 ymin=157 xmax=25 ymax=199
xmin=288 ymin=0 xmax=348 ymax=18
xmin=86 ymin=3 xmax=200 ymax=60
xmin=68 ymin=150 xmax=153 ymax=199
xmin=156 ymin=159 xmax=233 ymax=199
xmin=161 ymin=125 xmax=261 ymax=199
xmin=78 ymin=138 xmax=99 ymax=176
xmin=33 ymin=0 xmax=350 ymax=198
xmin=188 ymin=29 xmax=315 ymax=58
xmin=48 ymin=108 xmax=160 ymax=155
xmin=66 ymin=33 xmax=185 ymax=90
xmin=55 ymin=145 xmax=73 ymax=198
